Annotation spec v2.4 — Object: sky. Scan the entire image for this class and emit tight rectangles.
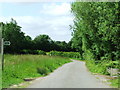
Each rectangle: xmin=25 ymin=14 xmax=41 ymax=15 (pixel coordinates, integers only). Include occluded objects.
xmin=0 ymin=2 xmax=74 ymax=42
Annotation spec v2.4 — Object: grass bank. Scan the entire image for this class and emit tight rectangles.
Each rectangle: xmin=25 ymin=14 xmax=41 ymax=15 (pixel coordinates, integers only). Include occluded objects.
xmin=2 ymin=54 xmax=71 ymax=88
xmin=86 ymin=60 xmax=119 ymax=88
xmin=109 ymin=78 xmax=119 ymax=88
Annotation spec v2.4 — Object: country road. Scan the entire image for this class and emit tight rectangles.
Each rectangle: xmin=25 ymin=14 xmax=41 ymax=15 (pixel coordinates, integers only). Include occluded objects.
xmin=27 ymin=60 xmax=111 ymax=88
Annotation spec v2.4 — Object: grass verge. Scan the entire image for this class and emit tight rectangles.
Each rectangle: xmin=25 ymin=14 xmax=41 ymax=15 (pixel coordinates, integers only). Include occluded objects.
xmin=108 ymin=78 xmax=119 ymax=88
xmin=86 ymin=59 xmax=119 ymax=88
xmin=2 ymin=54 xmax=71 ymax=88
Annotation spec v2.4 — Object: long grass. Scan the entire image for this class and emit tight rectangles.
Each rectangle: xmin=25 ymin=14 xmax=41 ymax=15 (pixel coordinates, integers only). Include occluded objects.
xmin=86 ymin=59 xmax=119 ymax=88
xmin=2 ymin=54 xmax=71 ymax=88
xmin=109 ymin=78 xmax=119 ymax=88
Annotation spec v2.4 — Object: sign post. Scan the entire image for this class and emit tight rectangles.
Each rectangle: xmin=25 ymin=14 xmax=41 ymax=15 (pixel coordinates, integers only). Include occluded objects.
xmin=1 ymin=39 xmax=11 ymax=71
xmin=0 ymin=24 xmax=11 ymax=71
xmin=1 ymin=38 xmax=4 ymax=71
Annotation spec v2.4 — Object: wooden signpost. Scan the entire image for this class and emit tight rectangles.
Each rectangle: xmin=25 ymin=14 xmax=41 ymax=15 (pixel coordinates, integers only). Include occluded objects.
xmin=1 ymin=38 xmax=11 ymax=70
xmin=0 ymin=24 xmax=11 ymax=71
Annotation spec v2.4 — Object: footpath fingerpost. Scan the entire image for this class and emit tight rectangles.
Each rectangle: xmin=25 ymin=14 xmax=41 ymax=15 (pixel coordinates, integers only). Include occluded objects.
xmin=0 ymin=24 xmax=11 ymax=71
xmin=1 ymin=38 xmax=11 ymax=71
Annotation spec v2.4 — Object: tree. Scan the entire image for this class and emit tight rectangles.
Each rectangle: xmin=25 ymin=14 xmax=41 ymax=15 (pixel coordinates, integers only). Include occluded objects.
xmin=34 ymin=34 xmax=52 ymax=51
xmin=2 ymin=18 xmax=26 ymax=53
xmin=71 ymin=2 xmax=119 ymax=61
xmin=1 ymin=18 xmax=76 ymax=53
xmin=24 ymin=35 xmax=34 ymax=50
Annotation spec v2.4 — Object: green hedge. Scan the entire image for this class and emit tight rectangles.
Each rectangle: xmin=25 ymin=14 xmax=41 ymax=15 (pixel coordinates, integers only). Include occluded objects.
xmin=20 ymin=50 xmax=46 ymax=55
xmin=37 ymin=50 xmax=46 ymax=55
xmin=86 ymin=60 xmax=119 ymax=75
xmin=48 ymin=51 xmax=81 ymax=59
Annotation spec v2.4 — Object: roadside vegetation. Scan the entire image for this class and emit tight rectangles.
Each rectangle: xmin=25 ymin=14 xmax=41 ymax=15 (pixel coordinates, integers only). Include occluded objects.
xmin=48 ymin=51 xmax=81 ymax=59
xmin=71 ymin=2 xmax=119 ymax=88
xmin=0 ymin=67 xmax=1 ymax=89
xmin=86 ymin=60 xmax=119 ymax=75
xmin=109 ymin=78 xmax=119 ymax=88
xmin=2 ymin=54 xmax=71 ymax=88
xmin=0 ymin=2 xmax=119 ymax=89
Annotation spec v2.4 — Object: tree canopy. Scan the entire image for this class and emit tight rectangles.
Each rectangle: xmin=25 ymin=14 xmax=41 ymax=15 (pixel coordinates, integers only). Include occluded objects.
xmin=71 ymin=2 xmax=119 ymax=61
xmin=1 ymin=19 xmax=75 ymax=53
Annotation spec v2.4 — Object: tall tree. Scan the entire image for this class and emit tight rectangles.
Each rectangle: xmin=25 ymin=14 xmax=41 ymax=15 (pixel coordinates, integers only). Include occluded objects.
xmin=2 ymin=18 xmax=26 ymax=53
xmin=71 ymin=2 xmax=119 ymax=61
xmin=24 ymin=35 xmax=34 ymax=50
xmin=34 ymin=34 xmax=52 ymax=51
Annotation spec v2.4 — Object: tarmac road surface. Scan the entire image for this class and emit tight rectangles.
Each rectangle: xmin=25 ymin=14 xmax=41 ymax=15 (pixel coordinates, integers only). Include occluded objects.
xmin=27 ymin=60 xmax=111 ymax=88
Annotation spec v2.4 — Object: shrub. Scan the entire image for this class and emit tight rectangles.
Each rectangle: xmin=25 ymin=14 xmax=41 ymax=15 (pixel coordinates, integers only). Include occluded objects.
xmin=105 ymin=61 xmax=119 ymax=68
xmin=86 ymin=60 xmax=119 ymax=75
xmin=37 ymin=67 xmax=48 ymax=75
xmin=48 ymin=51 xmax=81 ymax=59
xmin=20 ymin=49 xmax=39 ymax=54
xmin=20 ymin=50 xmax=46 ymax=55
xmin=37 ymin=50 xmax=46 ymax=55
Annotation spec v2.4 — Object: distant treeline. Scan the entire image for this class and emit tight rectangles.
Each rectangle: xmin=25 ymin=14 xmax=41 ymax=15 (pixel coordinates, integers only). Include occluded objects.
xmin=71 ymin=2 xmax=120 ymax=61
xmin=0 ymin=19 xmax=76 ymax=54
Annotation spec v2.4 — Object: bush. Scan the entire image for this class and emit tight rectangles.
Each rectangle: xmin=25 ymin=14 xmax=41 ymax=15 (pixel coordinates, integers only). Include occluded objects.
xmin=86 ymin=60 xmax=119 ymax=75
xmin=20 ymin=50 xmax=46 ymax=55
xmin=105 ymin=61 xmax=119 ymax=68
xmin=37 ymin=67 xmax=48 ymax=75
xmin=48 ymin=51 xmax=81 ymax=59
xmin=86 ymin=60 xmax=109 ymax=75
xmin=20 ymin=49 xmax=39 ymax=54
xmin=37 ymin=50 xmax=46 ymax=55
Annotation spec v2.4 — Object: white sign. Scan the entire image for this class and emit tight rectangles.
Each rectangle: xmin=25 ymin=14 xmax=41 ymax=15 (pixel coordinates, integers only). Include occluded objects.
xmin=4 ymin=41 xmax=11 ymax=45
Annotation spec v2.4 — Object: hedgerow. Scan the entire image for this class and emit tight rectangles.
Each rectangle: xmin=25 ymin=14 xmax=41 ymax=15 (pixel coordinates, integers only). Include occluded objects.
xmin=48 ymin=51 xmax=81 ymax=59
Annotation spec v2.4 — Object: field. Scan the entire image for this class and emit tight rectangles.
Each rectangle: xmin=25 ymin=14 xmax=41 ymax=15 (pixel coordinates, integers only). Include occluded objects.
xmin=2 ymin=54 xmax=71 ymax=88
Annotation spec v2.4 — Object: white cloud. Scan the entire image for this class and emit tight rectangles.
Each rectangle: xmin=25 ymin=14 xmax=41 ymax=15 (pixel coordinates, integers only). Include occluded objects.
xmin=0 ymin=3 xmax=74 ymax=42
xmin=0 ymin=0 xmax=75 ymax=2
xmin=41 ymin=3 xmax=71 ymax=16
